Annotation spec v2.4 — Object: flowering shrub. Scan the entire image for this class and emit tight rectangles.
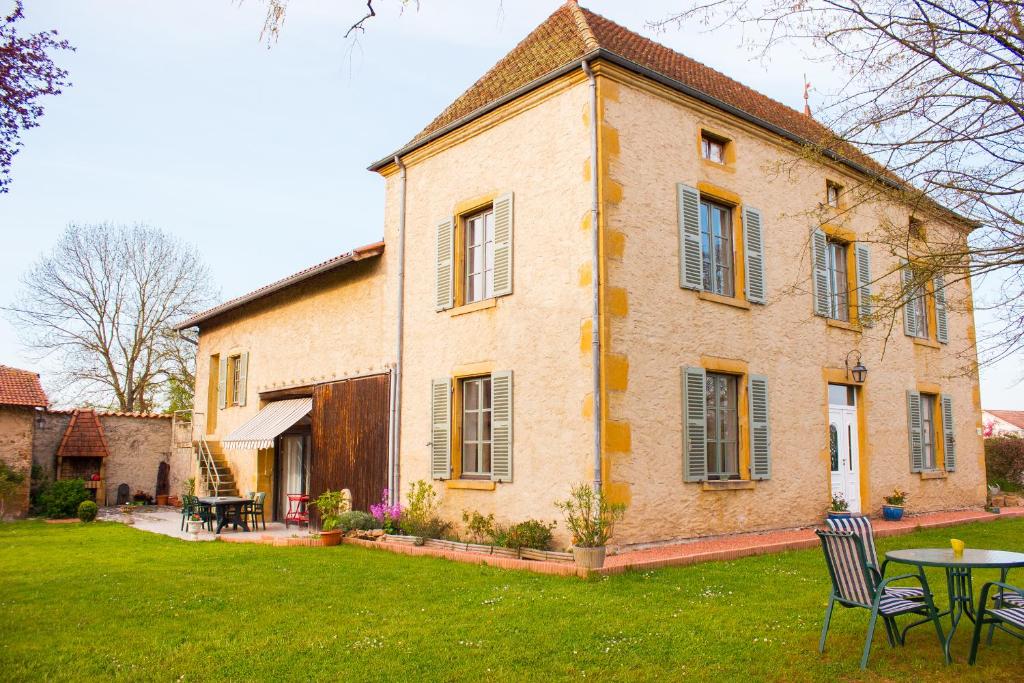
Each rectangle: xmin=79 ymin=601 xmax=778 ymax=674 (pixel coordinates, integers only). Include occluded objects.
xmin=986 ymin=436 xmax=1024 ymax=492
xmin=370 ymin=488 xmax=402 ymax=534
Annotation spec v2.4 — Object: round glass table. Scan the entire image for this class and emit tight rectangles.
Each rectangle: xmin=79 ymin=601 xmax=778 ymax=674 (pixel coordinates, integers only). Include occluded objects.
xmin=886 ymin=548 xmax=1024 ymax=659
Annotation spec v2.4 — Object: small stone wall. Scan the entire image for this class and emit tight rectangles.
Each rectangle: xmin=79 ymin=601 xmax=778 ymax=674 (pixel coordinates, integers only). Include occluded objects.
xmin=0 ymin=406 xmax=35 ymax=518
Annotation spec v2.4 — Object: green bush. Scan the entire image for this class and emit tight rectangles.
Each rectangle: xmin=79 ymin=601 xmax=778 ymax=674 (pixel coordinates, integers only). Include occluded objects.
xmin=77 ymin=500 xmax=98 ymax=523
xmin=337 ymin=510 xmax=378 ymax=531
xmin=494 ymin=519 xmax=557 ymax=550
xmin=0 ymin=461 xmax=27 ymax=518
xmin=398 ymin=480 xmax=442 ymax=538
xmin=985 ymin=436 xmax=1024 ymax=492
xmin=39 ymin=479 xmax=90 ymax=519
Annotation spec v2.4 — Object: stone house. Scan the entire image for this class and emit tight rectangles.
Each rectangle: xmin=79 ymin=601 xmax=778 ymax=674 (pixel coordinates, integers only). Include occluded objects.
xmin=177 ymin=2 xmax=985 ymax=546
xmin=0 ymin=366 xmax=48 ymax=518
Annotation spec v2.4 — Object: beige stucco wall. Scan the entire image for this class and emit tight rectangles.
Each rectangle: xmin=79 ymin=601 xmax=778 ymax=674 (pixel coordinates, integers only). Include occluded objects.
xmin=99 ymin=415 xmax=175 ymax=504
xmin=388 ymin=74 xmax=595 ymax=537
xmin=599 ymin=72 xmax=986 ymax=545
xmin=194 ymin=258 xmax=393 ymax=496
xmin=0 ymin=407 xmax=34 ymax=518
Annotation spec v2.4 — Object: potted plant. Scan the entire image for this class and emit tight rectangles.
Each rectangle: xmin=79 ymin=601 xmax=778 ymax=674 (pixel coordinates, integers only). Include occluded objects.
xmin=186 ymin=512 xmax=205 ymax=535
xmin=827 ymin=493 xmax=850 ymax=519
xmin=555 ymin=483 xmax=626 ymax=570
xmin=312 ymin=489 xmax=351 ymax=547
xmin=882 ymin=488 xmax=906 ymax=521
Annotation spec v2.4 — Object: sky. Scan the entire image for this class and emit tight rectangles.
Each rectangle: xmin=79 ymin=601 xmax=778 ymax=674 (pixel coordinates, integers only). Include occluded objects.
xmin=1 ymin=0 xmax=1020 ymax=408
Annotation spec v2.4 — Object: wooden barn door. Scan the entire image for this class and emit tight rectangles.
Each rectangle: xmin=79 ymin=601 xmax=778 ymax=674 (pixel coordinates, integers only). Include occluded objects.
xmin=310 ymin=374 xmax=390 ymax=513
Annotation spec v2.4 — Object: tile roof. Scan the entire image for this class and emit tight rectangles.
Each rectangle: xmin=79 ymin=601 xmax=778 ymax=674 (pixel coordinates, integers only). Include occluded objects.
xmin=56 ymin=409 xmax=110 ymax=458
xmin=46 ymin=408 xmax=171 ymax=420
xmin=372 ymin=1 xmax=915 ymax=197
xmin=0 ymin=365 xmax=48 ymax=408
xmin=986 ymin=410 xmax=1024 ymax=430
xmin=176 ymin=241 xmax=385 ymax=330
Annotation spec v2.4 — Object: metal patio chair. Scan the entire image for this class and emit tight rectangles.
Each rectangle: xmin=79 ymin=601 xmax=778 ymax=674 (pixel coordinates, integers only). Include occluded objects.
xmin=969 ymin=581 xmax=1024 ymax=664
xmin=816 ymin=529 xmax=947 ymax=669
xmin=825 ymin=515 xmax=924 ymax=600
xmin=180 ymin=494 xmax=213 ymax=532
xmin=284 ymin=494 xmax=309 ymax=529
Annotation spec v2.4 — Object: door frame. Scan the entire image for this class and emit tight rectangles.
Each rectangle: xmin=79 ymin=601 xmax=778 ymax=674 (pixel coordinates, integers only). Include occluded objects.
xmin=829 ymin=403 xmax=862 ymax=513
xmin=823 ymin=371 xmax=869 ymax=514
xmin=273 ymin=429 xmax=312 ymax=522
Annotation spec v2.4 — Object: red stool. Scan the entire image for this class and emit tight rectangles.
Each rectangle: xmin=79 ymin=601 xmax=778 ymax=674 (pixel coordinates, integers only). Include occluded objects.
xmin=284 ymin=494 xmax=309 ymax=528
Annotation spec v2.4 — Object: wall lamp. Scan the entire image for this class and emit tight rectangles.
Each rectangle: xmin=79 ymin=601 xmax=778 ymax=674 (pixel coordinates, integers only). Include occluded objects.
xmin=845 ymin=350 xmax=868 ymax=383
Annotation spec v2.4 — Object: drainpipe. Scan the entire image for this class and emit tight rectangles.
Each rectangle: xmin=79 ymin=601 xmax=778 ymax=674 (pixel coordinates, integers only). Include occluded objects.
xmin=582 ymin=60 xmax=601 ymax=493
xmin=388 ymin=155 xmax=408 ymax=506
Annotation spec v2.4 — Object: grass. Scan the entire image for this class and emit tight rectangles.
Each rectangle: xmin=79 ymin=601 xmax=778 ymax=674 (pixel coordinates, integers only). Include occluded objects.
xmin=1 ymin=519 xmax=1022 ymax=682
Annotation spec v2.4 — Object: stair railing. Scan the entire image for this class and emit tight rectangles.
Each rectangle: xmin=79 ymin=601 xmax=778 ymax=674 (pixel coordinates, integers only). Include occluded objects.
xmin=195 ymin=435 xmax=221 ymax=497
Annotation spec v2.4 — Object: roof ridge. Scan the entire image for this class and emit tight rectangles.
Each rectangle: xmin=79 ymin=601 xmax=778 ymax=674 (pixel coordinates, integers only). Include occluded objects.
xmin=566 ymin=1 xmax=598 ymax=52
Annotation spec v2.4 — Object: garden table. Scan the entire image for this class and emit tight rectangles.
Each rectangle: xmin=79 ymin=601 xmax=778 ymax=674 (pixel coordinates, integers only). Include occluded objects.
xmin=196 ymin=496 xmax=251 ymax=534
xmin=885 ymin=547 xmax=1024 ymax=660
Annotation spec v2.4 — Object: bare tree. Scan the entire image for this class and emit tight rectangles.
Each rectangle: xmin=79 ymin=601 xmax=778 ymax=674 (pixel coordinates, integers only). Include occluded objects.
xmin=5 ymin=223 xmax=215 ymax=412
xmin=256 ymin=0 xmax=419 ymax=45
xmin=651 ymin=1 xmax=1024 ymax=369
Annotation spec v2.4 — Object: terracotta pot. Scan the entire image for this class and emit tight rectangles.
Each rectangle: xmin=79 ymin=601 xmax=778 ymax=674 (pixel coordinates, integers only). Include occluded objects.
xmin=320 ymin=529 xmax=342 ymax=547
xmin=156 ymin=495 xmax=169 ymax=506
xmin=572 ymin=545 xmax=607 ymax=569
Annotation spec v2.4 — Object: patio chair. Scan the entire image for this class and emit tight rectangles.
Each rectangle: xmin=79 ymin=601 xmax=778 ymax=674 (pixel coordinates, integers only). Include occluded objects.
xmin=180 ymin=495 xmax=213 ymax=532
xmin=244 ymin=492 xmax=267 ymax=531
xmin=968 ymin=581 xmax=1024 ymax=665
xmin=816 ymin=530 xmax=947 ymax=669
xmin=825 ymin=515 xmax=924 ymax=600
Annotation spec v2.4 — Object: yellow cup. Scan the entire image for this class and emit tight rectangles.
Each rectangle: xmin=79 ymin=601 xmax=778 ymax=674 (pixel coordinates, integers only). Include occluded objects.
xmin=951 ymin=539 xmax=965 ymax=557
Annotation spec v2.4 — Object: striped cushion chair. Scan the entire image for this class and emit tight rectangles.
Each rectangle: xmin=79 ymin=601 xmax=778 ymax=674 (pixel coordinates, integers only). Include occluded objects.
xmin=968 ymin=581 xmax=1024 ymax=665
xmin=816 ymin=530 xmax=947 ymax=669
xmin=826 ymin=515 xmax=924 ymax=600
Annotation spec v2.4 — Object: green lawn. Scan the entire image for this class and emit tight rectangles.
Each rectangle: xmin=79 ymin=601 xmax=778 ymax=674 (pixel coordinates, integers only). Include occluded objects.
xmin=1 ymin=520 xmax=1022 ymax=682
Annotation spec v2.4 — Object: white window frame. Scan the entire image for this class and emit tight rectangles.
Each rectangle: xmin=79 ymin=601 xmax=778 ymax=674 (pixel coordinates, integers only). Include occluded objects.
xmin=825 ymin=240 xmax=850 ymax=322
xmin=464 ymin=208 xmax=495 ymax=304
xmin=700 ymin=198 xmax=735 ymax=297
xmin=460 ymin=376 xmax=492 ymax=478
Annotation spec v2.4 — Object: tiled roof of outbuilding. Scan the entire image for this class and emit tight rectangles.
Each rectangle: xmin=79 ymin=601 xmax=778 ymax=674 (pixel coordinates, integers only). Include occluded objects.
xmin=0 ymin=365 xmax=48 ymax=408
xmin=56 ymin=409 xmax=110 ymax=458
xmin=987 ymin=410 xmax=1024 ymax=430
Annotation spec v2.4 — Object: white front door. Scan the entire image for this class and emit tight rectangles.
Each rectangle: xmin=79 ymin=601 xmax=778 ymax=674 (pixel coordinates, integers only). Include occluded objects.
xmin=829 ymin=405 xmax=861 ymax=513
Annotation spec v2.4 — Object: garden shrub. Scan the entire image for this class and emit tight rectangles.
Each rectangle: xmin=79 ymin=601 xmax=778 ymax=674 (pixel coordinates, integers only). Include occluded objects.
xmin=399 ymin=479 xmax=442 ymax=538
xmin=0 ymin=461 xmax=27 ymax=519
xmin=77 ymin=500 xmax=98 ymax=523
xmin=461 ymin=509 xmax=496 ymax=544
xmin=338 ymin=510 xmax=378 ymax=531
xmin=39 ymin=479 xmax=89 ymax=519
xmin=985 ymin=436 xmax=1024 ymax=492
xmin=493 ymin=519 xmax=556 ymax=550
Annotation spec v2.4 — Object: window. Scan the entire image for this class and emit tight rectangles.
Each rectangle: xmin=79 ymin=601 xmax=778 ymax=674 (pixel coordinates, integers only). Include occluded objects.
xmin=825 ymin=240 xmax=850 ymax=321
xmin=920 ymin=393 xmax=937 ymax=470
xmin=229 ymin=355 xmax=242 ymax=406
xmin=464 ymin=208 xmax=495 ymax=304
xmin=701 ymin=133 xmax=726 ymax=163
xmin=826 ymin=181 xmax=842 ymax=208
xmin=705 ymin=372 xmax=739 ymax=480
xmin=700 ymin=199 xmax=735 ymax=297
xmin=909 ymin=217 xmax=925 ymax=240
xmin=910 ymin=279 xmax=931 ymax=339
xmin=460 ymin=376 xmax=492 ymax=478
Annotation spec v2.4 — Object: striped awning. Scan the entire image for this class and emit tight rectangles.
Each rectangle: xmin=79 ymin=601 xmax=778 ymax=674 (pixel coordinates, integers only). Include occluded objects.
xmin=222 ymin=398 xmax=312 ymax=450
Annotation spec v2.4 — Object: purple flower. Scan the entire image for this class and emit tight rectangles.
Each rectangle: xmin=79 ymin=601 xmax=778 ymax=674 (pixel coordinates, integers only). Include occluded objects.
xmin=370 ymin=488 xmax=401 ymax=521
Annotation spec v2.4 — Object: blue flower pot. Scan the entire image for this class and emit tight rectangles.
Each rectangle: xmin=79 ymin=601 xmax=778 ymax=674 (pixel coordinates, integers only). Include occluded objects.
xmin=882 ymin=505 xmax=904 ymax=521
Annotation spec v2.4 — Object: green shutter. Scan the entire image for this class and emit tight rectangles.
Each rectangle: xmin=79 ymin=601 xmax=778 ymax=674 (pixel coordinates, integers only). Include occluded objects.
xmin=430 ymin=379 xmax=451 ymax=480
xmin=749 ymin=375 xmax=771 ymax=480
xmin=217 ymin=355 xmax=227 ymax=410
xmin=435 ymin=217 xmax=454 ymax=311
xmin=855 ymin=244 xmax=872 ymax=327
xmin=941 ymin=394 xmax=956 ymax=472
xmin=237 ymin=351 xmax=249 ymax=407
xmin=906 ymin=390 xmax=923 ymax=473
xmin=743 ymin=206 xmax=766 ymax=304
xmin=934 ymin=274 xmax=948 ymax=344
xmin=902 ymin=261 xmax=918 ymax=337
xmin=490 ymin=371 xmax=513 ymax=483
xmin=677 ymin=184 xmax=702 ymax=290
xmin=811 ymin=228 xmax=830 ymax=317
xmin=492 ymin=193 xmax=513 ymax=297
xmin=682 ymin=366 xmax=707 ymax=482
